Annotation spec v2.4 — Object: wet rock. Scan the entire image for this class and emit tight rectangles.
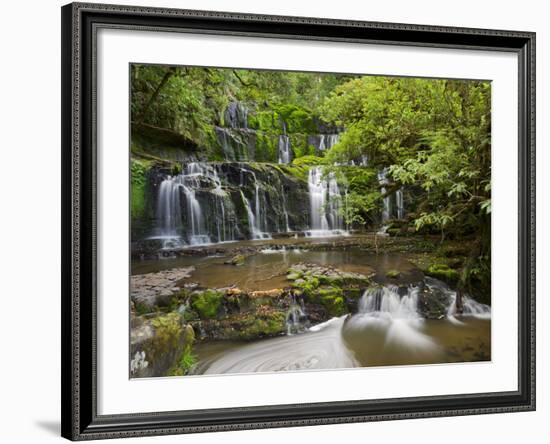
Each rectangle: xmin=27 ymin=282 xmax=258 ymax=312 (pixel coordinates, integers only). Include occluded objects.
xmin=130 ymin=312 xmax=195 ymax=378
xmin=224 ymin=254 xmax=246 ymax=266
xmin=131 ymin=267 xmax=195 ymax=310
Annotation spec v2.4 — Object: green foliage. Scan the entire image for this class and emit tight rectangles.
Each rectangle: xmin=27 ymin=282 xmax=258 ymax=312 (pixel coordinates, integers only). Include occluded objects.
xmin=291 ymin=155 xmax=327 ymax=167
xmin=191 ymin=290 xmax=224 ymax=319
xmin=238 ymin=310 xmax=286 ymax=340
xmin=151 ymin=313 xmax=183 ymax=352
xmin=293 ymin=276 xmax=320 ymax=298
xmin=317 ymin=287 xmax=346 ymax=316
xmin=168 ymin=325 xmax=196 ymax=376
xmin=130 ymin=158 xmax=150 ymax=220
xmin=321 ymin=76 xmax=491 ymax=242
xmin=169 ymin=348 xmax=197 ymax=376
xmin=386 ymin=270 xmax=401 ymax=279
xmin=426 ymin=263 xmax=460 ymax=283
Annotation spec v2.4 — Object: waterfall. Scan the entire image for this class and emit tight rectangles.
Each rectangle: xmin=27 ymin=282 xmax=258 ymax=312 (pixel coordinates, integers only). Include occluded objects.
xmin=359 ymin=285 xmax=420 ymax=319
xmin=281 ymin=187 xmax=291 ymax=232
xmin=278 ymin=135 xmax=291 ymax=164
xmin=360 ymin=155 xmax=368 ymax=166
xmin=308 ymin=167 xmax=330 ymax=232
xmin=396 ymin=188 xmax=404 ymax=220
xmin=224 ymin=101 xmax=248 ymax=129
xmin=240 ymin=187 xmax=271 ymax=240
xmin=154 ymin=178 xmax=185 ymax=248
xmin=153 ymin=162 xmax=240 ymax=247
xmin=216 ymin=102 xmax=253 ymax=161
xmin=316 ymin=133 xmax=340 ymax=153
xmin=347 ymin=284 xmax=437 ymax=351
xmin=286 ymin=296 xmax=309 ymax=335
xmin=425 ymin=277 xmax=492 ymax=322
xmin=306 ymin=167 xmax=347 ymax=237
xmin=378 ymin=168 xmax=391 ymax=222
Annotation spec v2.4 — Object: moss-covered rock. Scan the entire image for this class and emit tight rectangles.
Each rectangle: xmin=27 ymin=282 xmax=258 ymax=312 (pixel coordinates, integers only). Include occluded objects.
xmin=191 ymin=290 xmax=224 ymax=319
xmin=288 ymin=263 xmax=372 ymax=319
xmin=191 ymin=306 xmax=287 ymax=341
xmin=386 ymin=269 xmax=401 ymax=279
xmin=224 ymin=254 xmax=246 ymax=266
xmin=317 ymin=286 xmax=346 ymax=316
xmin=426 ymin=263 xmax=460 ymax=284
xmin=130 ymin=312 xmax=195 ymax=377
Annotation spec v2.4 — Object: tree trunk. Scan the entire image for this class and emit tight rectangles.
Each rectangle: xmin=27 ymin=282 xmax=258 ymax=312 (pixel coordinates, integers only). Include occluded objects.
xmin=137 ymin=67 xmax=177 ymax=124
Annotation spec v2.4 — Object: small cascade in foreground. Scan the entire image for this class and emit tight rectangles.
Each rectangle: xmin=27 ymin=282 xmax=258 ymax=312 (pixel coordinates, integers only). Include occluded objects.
xmin=359 ymin=285 xmax=420 ymax=319
xmin=285 ymin=296 xmax=309 ymax=335
xmin=306 ymin=166 xmax=348 ymax=238
xmin=347 ymin=284 xmax=436 ymax=351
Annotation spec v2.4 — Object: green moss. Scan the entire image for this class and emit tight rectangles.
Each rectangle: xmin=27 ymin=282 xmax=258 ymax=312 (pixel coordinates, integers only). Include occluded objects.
xmin=134 ymin=301 xmax=152 ymax=316
xmin=191 ymin=290 xmax=224 ymax=319
xmin=426 ymin=263 xmax=460 ymax=283
xmin=237 ymin=310 xmax=286 ymax=340
xmin=318 ymin=287 xmax=346 ymax=316
xmin=226 ymin=254 xmax=246 ymax=266
xmin=151 ymin=313 xmax=183 ymax=353
xmin=168 ymin=325 xmax=196 ymax=376
xmin=292 ymin=155 xmax=327 ymax=168
xmin=276 ymin=164 xmax=309 ymax=182
xmin=386 ymin=269 xmax=401 ymax=279
xmin=286 ymin=271 xmax=303 ymax=281
xmin=293 ymin=276 xmax=320 ymax=297
xmin=130 ymin=158 xmax=150 ymax=220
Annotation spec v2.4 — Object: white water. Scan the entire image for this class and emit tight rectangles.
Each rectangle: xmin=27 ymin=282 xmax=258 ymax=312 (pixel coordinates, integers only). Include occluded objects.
xmin=306 ymin=166 xmax=347 ymax=238
xmin=278 ymin=135 xmax=291 ymax=164
xmin=192 ymin=278 xmax=490 ymax=375
xmin=240 ymin=189 xmax=271 ymax=240
xmin=153 ymin=162 xmax=352 ymax=247
xmin=198 ymin=317 xmax=357 ymax=374
xmin=318 ymin=134 xmax=340 ymax=152
xmin=378 ymin=168 xmax=391 ymax=222
xmin=396 ymin=188 xmax=405 ymax=220
xmin=286 ymin=296 xmax=309 ymax=335
xmin=346 ymin=285 xmax=438 ymax=352
xmin=154 ymin=162 xmax=240 ymax=246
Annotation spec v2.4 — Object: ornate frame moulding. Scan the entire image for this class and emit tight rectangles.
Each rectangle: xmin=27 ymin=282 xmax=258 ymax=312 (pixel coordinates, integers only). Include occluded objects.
xmin=61 ymin=2 xmax=535 ymax=440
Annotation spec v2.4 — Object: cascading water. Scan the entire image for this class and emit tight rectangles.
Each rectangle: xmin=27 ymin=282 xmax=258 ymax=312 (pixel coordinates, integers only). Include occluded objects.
xmin=240 ymin=179 xmax=271 ymax=240
xmin=317 ymin=133 xmax=340 ymax=152
xmin=153 ymin=162 xmax=240 ymax=247
xmin=224 ymin=101 xmax=248 ymax=129
xmin=278 ymin=135 xmax=291 ymax=164
xmin=306 ymin=166 xmax=347 ymax=237
xmin=377 ymin=168 xmax=405 ymax=222
xmin=346 ymin=284 xmax=438 ymax=352
xmin=154 ymin=178 xmax=185 ymax=249
xmin=421 ymin=277 xmax=492 ymax=323
xmin=215 ymin=102 xmax=253 ymax=161
xmin=396 ymin=188 xmax=404 ymax=220
xmin=286 ymin=296 xmax=309 ymax=335
xmin=378 ymin=168 xmax=391 ymax=222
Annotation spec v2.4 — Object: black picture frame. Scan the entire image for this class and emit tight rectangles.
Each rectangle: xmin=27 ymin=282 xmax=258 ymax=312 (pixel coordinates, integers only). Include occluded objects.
xmin=61 ymin=2 xmax=536 ymax=440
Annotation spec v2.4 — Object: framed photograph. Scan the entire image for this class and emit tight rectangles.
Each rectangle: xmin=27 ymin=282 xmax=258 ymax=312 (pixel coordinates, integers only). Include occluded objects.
xmin=61 ymin=2 xmax=535 ymax=440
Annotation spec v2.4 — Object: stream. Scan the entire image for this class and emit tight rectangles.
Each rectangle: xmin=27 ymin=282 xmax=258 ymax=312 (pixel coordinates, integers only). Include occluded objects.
xmin=132 ymin=242 xmax=491 ymax=375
